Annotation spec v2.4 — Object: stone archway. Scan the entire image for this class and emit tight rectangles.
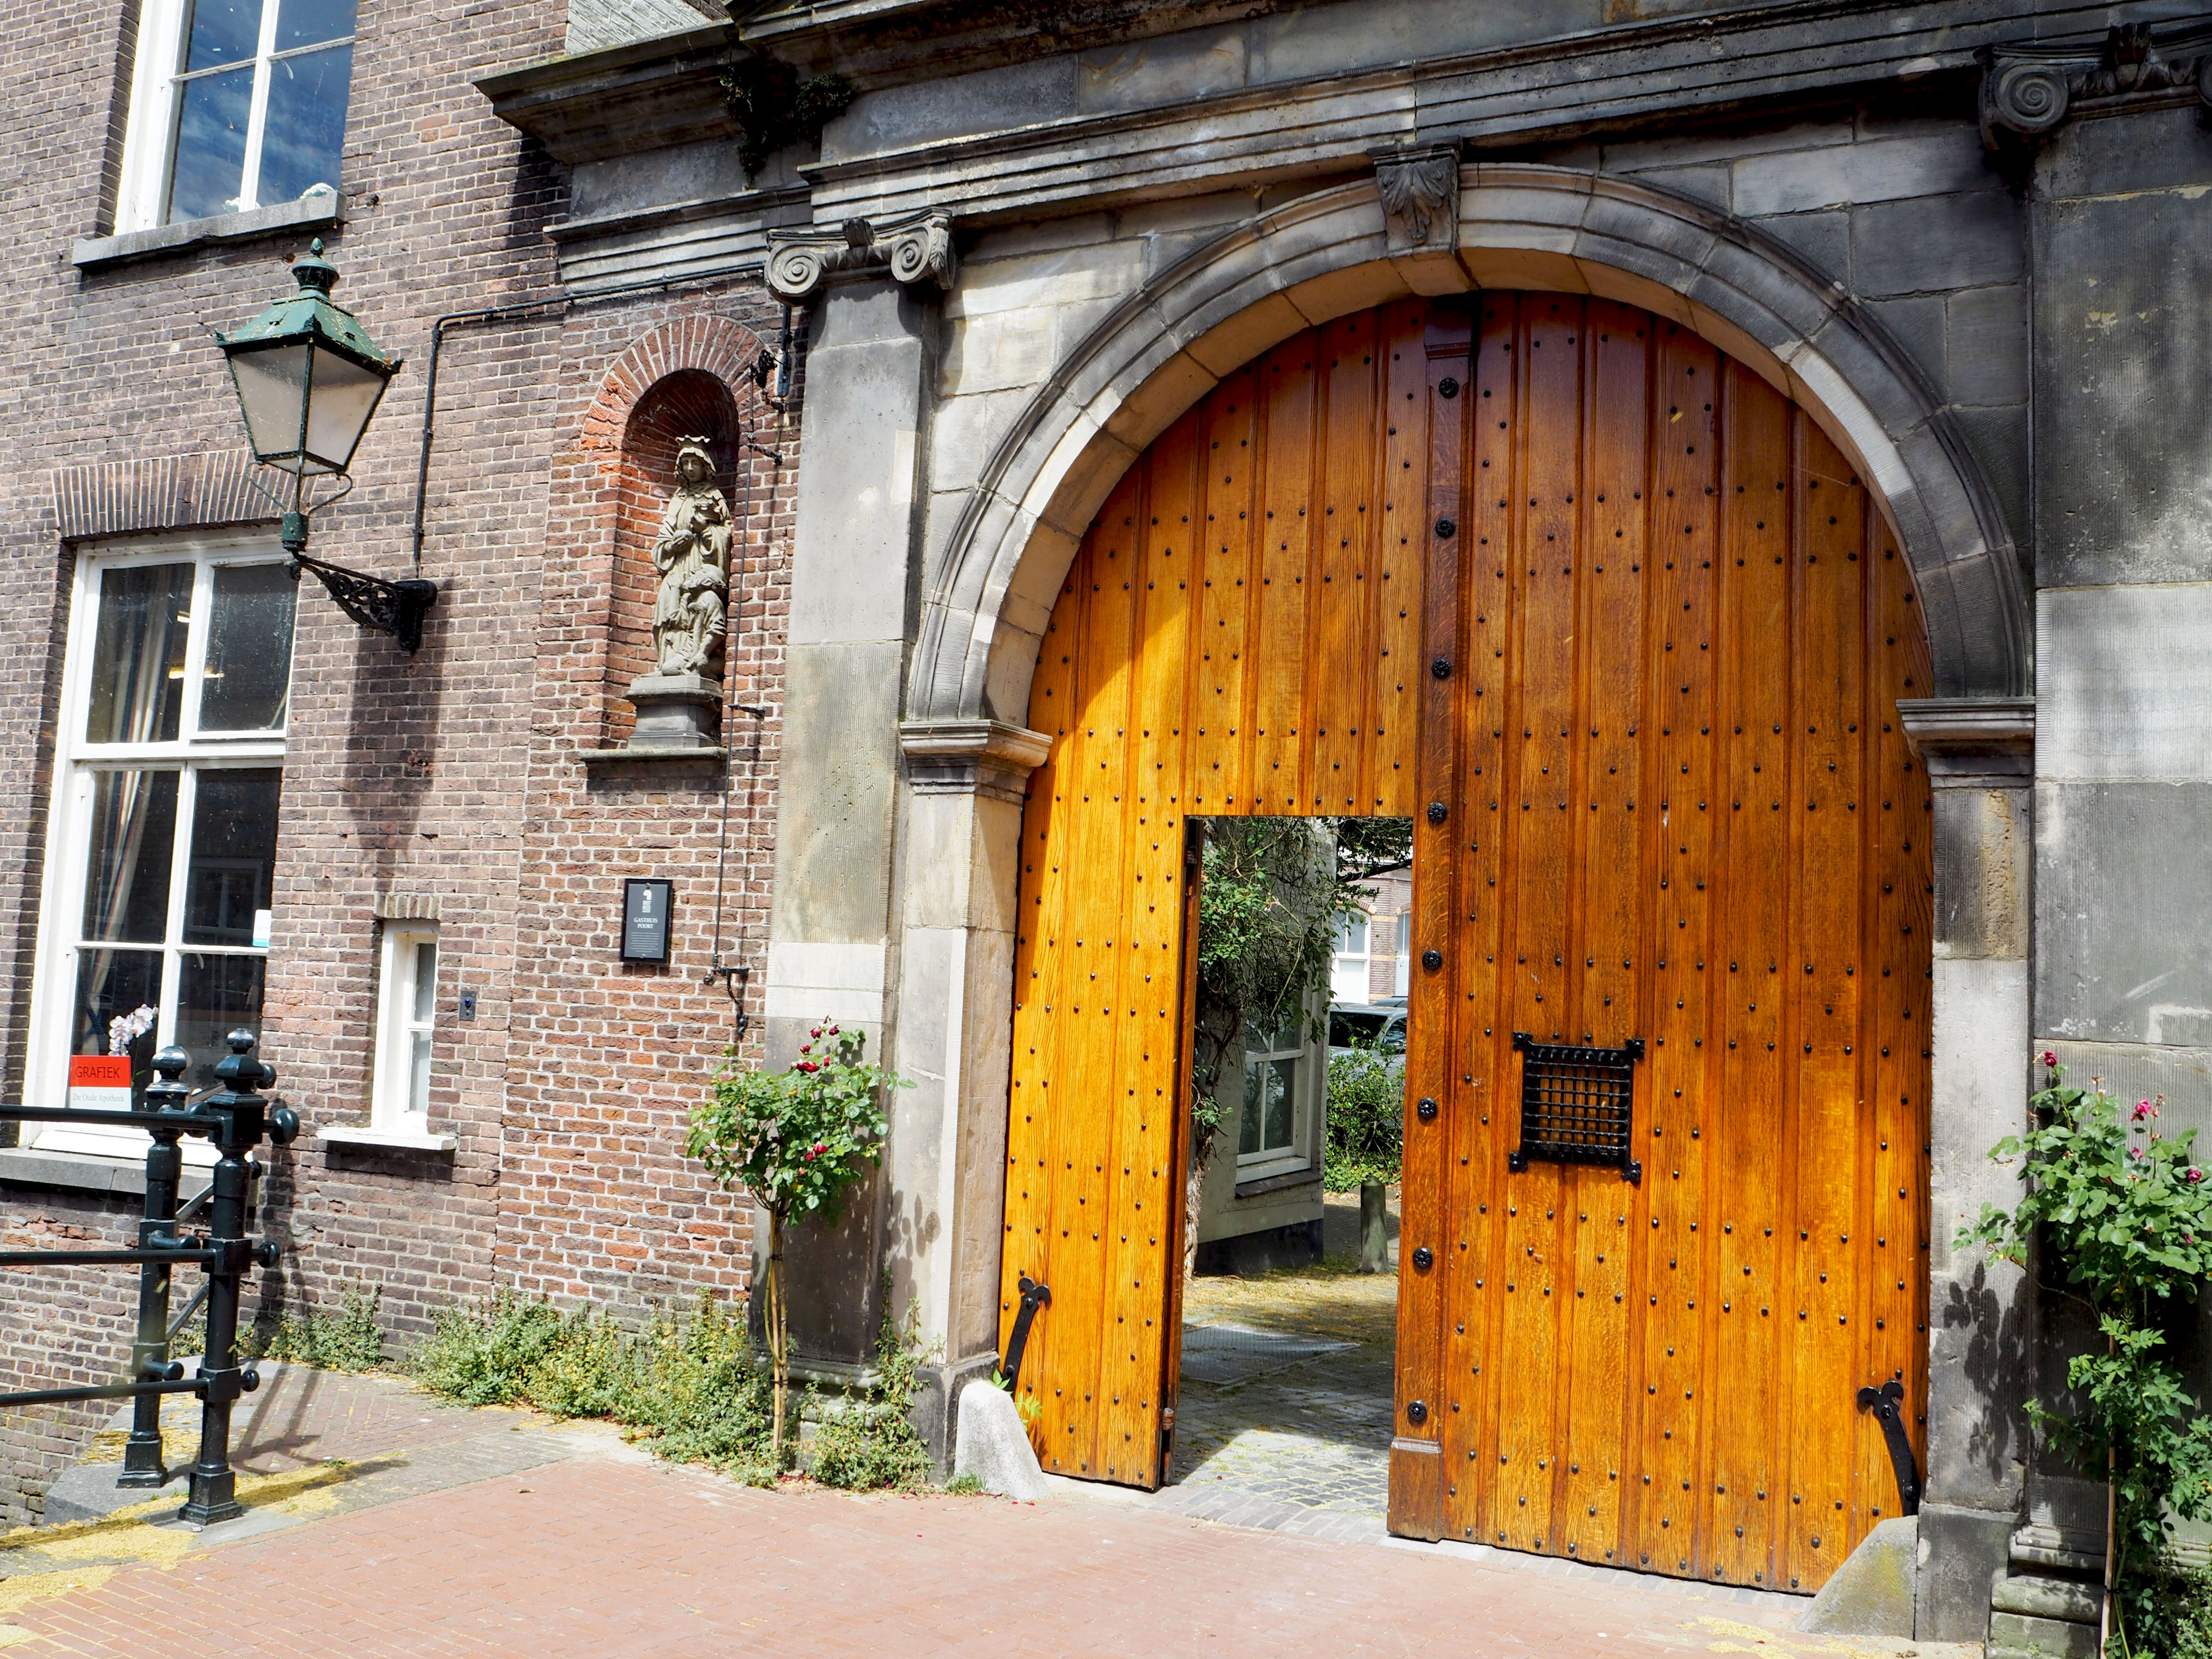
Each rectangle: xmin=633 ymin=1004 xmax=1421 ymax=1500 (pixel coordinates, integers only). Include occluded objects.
xmin=906 ymin=163 xmax=2026 ymax=739
xmin=890 ymin=170 xmax=2033 ymax=1619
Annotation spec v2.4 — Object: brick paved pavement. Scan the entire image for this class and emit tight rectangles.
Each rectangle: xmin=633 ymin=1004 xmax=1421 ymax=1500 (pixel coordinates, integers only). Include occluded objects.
xmin=0 ymin=1361 xmax=1975 ymax=1659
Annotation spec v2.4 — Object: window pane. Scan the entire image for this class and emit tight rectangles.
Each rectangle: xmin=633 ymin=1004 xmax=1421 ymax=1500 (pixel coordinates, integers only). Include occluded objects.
xmin=184 ymin=769 xmax=281 ymax=945
xmin=72 ymin=950 xmax=164 ymax=1102
xmin=176 ymin=953 xmax=266 ymax=1090
xmin=200 ymin=565 xmax=295 ymax=731
xmin=407 ymin=1031 xmax=433 ymax=1117
xmin=277 ymin=0 xmax=353 ymax=49
xmin=168 ymin=65 xmax=252 ymax=221
xmin=409 ymin=940 xmax=437 ymax=1025
xmin=1239 ymin=1062 xmax=1262 ymax=1156
xmin=182 ymin=0 xmax=262 ymax=72
xmin=256 ymin=43 xmax=351 ymax=206
xmin=1336 ymin=914 xmax=1367 ymax=954
xmin=83 ymin=770 xmax=179 ymax=943
xmin=86 ymin=565 xmax=192 ymax=745
xmin=1264 ymin=1058 xmax=1294 ymax=1151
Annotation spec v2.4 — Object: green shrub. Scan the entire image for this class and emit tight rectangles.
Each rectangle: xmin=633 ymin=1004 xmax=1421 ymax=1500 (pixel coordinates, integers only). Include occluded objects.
xmin=807 ymin=1300 xmax=936 ymax=1493
xmin=2130 ymin=1567 xmax=2212 ymax=1659
xmin=1325 ymin=1043 xmax=1404 ymax=1191
xmin=410 ymin=1291 xmax=571 ymax=1407
xmin=256 ymin=1283 xmax=386 ymax=1371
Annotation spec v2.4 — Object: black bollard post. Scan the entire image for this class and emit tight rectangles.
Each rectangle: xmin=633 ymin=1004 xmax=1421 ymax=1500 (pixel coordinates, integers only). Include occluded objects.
xmin=178 ymin=1031 xmax=290 ymax=1526
xmin=118 ymin=1046 xmax=192 ymax=1489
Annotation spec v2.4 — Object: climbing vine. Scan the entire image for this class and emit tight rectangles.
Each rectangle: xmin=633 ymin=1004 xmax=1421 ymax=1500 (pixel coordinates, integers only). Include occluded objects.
xmin=721 ymin=56 xmax=856 ymax=183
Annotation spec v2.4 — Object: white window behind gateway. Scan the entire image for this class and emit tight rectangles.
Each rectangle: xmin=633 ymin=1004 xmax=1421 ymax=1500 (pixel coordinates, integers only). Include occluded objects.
xmin=30 ymin=537 xmax=293 ymax=1159
xmin=114 ymin=0 xmax=356 ymax=233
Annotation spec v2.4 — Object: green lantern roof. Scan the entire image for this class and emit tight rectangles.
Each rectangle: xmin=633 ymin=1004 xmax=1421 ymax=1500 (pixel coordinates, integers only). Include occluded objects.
xmin=215 ymin=239 xmax=404 ymax=373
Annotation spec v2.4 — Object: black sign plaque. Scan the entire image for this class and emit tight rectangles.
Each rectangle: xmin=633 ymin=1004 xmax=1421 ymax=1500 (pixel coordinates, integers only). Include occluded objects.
xmin=622 ymin=878 xmax=674 ymax=963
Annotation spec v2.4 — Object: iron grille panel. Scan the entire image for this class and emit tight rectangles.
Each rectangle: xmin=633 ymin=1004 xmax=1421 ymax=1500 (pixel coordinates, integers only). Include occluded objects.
xmin=1509 ymin=1033 xmax=1646 ymax=1184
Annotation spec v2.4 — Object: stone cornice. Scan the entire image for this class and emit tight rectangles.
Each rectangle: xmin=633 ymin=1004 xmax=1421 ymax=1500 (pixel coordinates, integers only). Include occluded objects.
xmin=765 ymin=209 xmax=956 ymax=302
xmin=1896 ymin=696 xmax=2035 ymax=788
xmin=1979 ymin=21 xmax=2212 ymax=146
xmin=900 ymin=718 xmax=1051 ymax=801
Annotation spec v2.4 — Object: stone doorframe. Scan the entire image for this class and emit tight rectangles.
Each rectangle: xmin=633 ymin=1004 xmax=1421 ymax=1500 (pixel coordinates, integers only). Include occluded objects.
xmin=774 ymin=159 xmax=2032 ymax=1639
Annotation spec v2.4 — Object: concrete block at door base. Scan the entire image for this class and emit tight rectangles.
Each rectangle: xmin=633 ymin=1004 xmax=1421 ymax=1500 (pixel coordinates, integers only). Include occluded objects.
xmin=1987 ymin=1610 xmax=2101 ymax=1659
xmin=1915 ymin=1503 xmax=2015 ymax=1646
xmin=954 ymin=1378 xmax=1047 ymax=1500
xmin=1796 ymin=1515 xmax=1915 ymax=1638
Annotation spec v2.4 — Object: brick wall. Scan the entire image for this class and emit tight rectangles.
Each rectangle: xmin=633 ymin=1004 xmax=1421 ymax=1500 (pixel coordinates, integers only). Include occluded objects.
xmin=0 ymin=0 xmax=799 ymax=1517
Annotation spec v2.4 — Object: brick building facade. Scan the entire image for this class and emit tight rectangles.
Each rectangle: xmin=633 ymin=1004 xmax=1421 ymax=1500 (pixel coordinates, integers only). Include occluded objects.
xmin=0 ymin=0 xmax=800 ymax=1521
xmin=4 ymin=0 xmax=2212 ymax=1646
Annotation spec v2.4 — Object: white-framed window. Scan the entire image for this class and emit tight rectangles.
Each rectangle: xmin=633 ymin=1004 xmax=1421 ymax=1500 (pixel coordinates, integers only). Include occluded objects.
xmin=371 ymin=923 xmax=438 ymax=1129
xmin=1238 ymin=1011 xmax=1315 ymax=1180
xmin=1330 ymin=912 xmax=1371 ymax=1004
xmin=28 ymin=536 xmax=294 ymax=1159
xmin=113 ymin=0 xmax=356 ymax=233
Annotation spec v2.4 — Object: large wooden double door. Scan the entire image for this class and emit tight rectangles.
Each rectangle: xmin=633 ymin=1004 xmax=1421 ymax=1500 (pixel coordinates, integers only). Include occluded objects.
xmin=999 ymin=292 xmax=1932 ymax=1592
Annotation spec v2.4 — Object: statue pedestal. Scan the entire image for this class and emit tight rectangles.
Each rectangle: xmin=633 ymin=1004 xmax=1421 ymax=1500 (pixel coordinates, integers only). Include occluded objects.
xmin=625 ymin=671 xmax=720 ymax=749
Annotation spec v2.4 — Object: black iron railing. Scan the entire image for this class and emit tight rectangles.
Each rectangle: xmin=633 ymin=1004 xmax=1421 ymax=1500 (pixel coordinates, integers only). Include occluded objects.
xmin=0 ymin=1032 xmax=297 ymax=1523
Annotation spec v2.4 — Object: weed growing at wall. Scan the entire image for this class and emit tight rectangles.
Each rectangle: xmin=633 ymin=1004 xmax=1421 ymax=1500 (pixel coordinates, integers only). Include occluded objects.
xmin=254 ymin=1283 xmax=386 ymax=1371
xmin=407 ymin=1292 xmax=941 ymax=1492
xmin=1960 ymin=1058 xmax=2212 ymax=1658
xmin=806 ymin=1301 xmax=936 ymax=1493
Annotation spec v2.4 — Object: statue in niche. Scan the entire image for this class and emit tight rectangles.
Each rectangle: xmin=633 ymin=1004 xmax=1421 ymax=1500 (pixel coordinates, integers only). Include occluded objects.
xmin=649 ymin=437 xmax=731 ymax=678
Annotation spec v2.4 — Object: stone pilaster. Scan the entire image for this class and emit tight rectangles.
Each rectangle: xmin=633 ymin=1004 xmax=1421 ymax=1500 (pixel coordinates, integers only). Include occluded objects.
xmin=759 ymin=228 xmax=953 ymax=1369
xmin=1898 ymin=695 xmax=2035 ymax=1645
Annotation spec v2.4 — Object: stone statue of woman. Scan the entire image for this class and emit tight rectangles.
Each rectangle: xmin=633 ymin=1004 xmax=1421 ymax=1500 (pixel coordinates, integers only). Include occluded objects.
xmin=650 ymin=438 xmax=732 ymax=677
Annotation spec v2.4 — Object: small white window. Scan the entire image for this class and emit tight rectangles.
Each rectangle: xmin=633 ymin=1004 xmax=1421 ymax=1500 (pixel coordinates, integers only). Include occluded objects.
xmin=113 ymin=0 xmax=356 ymax=233
xmin=1330 ymin=912 xmax=1370 ymax=1004
xmin=373 ymin=924 xmax=438 ymax=1129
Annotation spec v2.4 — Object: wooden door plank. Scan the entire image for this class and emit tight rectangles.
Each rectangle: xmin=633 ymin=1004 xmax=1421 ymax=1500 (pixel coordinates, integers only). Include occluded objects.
xmin=1446 ymin=296 xmax=1514 ymax=1551
xmin=1493 ymin=292 xmax=1581 ymax=1558
xmin=1006 ymin=557 xmax=1088 ymax=1444
xmin=1046 ymin=478 xmax=1144 ymax=1480
xmin=1780 ymin=408 xmax=1868 ymax=1586
xmin=1098 ymin=414 xmax=1204 ymax=1487
xmin=1556 ymin=298 xmax=1649 ymax=1571
xmin=1389 ymin=299 xmax=1470 ymax=1544
xmin=1190 ymin=369 xmax=1259 ymax=814
xmin=1251 ymin=337 xmax=1320 ymax=813
xmin=1374 ymin=301 xmax=1434 ymax=818
xmin=1312 ymin=310 xmax=1382 ymax=814
xmin=1631 ymin=322 xmax=1724 ymax=1582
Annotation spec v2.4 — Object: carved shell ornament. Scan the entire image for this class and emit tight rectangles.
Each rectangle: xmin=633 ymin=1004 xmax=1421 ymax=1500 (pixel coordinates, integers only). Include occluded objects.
xmin=1375 ymin=150 xmax=1459 ymax=245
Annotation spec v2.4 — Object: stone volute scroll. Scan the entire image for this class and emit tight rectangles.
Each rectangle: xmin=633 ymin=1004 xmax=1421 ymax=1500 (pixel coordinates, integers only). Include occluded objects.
xmin=765 ymin=209 xmax=959 ymax=304
xmin=1979 ymin=21 xmax=2212 ymax=146
xmin=625 ymin=436 xmax=731 ymax=750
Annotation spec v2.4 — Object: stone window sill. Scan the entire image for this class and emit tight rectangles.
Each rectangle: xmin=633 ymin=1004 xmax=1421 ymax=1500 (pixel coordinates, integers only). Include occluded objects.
xmin=318 ymin=1124 xmax=457 ymax=1153
xmin=74 ymin=194 xmax=344 ymax=273
xmin=1234 ymin=1165 xmax=1318 ymax=1199
xmin=0 ymin=1144 xmax=212 ymax=1200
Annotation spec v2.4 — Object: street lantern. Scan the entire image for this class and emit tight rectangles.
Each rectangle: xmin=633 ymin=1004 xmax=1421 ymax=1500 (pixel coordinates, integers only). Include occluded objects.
xmin=215 ymin=240 xmax=436 ymax=652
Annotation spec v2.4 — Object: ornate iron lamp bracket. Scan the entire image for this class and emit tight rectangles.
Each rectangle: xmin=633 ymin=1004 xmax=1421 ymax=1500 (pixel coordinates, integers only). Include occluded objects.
xmin=284 ymin=535 xmax=439 ymax=654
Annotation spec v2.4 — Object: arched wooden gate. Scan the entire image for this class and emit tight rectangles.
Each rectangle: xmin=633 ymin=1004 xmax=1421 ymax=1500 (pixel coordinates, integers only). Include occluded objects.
xmin=1000 ymin=292 xmax=1932 ymax=1592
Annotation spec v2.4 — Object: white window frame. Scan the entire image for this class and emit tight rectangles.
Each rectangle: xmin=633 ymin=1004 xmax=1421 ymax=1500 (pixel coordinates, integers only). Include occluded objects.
xmin=27 ymin=533 xmax=291 ymax=1162
xmin=318 ymin=922 xmax=454 ymax=1152
xmin=1330 ymin=911 xmax=1371 ymax=1005
xmin=113 ymin=0 xmax=356 ymax=235
xmin=1236 ymin=987 xmax=1325 ymax=1184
